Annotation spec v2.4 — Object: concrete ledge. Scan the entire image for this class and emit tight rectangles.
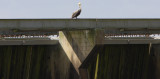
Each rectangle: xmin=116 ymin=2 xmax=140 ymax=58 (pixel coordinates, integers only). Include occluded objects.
xmin=100 ymin=39 xmax=160 ymax=44
xmin=0 ymin=19 xmax=160 ymax=31
xmin=0 ymin=40 xmax=58 ymax=45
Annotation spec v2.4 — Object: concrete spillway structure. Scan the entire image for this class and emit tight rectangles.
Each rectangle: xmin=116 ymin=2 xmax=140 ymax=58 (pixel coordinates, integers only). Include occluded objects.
xmin=0 ymin=19 xmax=160 ymax=79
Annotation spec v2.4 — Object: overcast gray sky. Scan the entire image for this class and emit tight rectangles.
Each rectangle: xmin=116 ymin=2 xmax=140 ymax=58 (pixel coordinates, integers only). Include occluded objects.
xmin=0 ymin=0 xmax=160 ymax=18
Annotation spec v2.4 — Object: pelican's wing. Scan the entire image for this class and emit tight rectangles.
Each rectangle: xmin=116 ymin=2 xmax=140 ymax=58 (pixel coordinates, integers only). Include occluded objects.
xmin=72 ymin=9 xmax=81 ymax=18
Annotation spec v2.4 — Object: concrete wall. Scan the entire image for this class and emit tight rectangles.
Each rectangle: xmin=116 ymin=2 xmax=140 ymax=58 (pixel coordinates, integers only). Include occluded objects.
xmin=87 ymin=44 xmax=157 ymax=79
xmin=1 ymin=44 xmax=160 ymax=79
xmin=150 ymin=45 xmax=160 ymax=79
xmin=0 ymin=44 xmax=79 ymax=79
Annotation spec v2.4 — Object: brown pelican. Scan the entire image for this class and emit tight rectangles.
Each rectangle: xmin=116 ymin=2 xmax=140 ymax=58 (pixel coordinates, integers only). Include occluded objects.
xmin=72 ymin=2 xmax=81 ymax=19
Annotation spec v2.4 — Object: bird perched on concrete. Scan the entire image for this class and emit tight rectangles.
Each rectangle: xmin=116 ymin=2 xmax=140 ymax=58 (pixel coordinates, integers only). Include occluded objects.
xmin=71 ymin=2 xmax=82 ymax=19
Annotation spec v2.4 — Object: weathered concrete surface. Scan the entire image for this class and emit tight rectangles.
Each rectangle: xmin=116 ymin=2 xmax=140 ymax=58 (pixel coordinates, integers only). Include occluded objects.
xmin=0 ymin=19 xmax=160 ymax=31
xmin=86 ymin=44 xmax=160 ymax=79
xmin=88 ymin=45 xmax=150 ymax=79
xmin=0 ymin=40 xmax=58 ymax=45
xmin=0 ymin=45 xmax=79 ymax=79
xmin=2 ymin=44 xmax=160 ymax=79
xmin=59 ymin=29 xmax=104 ymax=79
xmin=100 ymin=39 xmax=160 ymax=44
xmin=50 ymin=45 xmax=79 ymax=79
xmin=150 ymin=45 xmax=160 ymax=79
xmin=59 ymin=31 xmax=82 ymax=74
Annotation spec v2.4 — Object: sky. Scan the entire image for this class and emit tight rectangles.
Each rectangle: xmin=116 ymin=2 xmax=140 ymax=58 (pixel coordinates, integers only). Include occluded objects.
xmin=0 ymin=0 xmax=160 ymax=18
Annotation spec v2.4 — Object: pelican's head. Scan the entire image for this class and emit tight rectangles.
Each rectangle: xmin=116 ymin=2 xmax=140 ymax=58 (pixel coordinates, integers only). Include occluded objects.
xmin=78 ymin=2 xmax=81 ymax=7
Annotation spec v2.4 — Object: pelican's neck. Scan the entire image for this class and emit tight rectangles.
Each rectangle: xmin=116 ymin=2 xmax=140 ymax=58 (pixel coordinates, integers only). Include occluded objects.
xmin=79 ymin=5 xmax=81 ymax=9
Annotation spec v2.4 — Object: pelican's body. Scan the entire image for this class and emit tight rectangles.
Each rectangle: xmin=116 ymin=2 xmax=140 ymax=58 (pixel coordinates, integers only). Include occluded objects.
xmin=72 ymin=2 xmax=82 ymax=19
xmin=72 ymin=9 xmax=81 ymax=19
